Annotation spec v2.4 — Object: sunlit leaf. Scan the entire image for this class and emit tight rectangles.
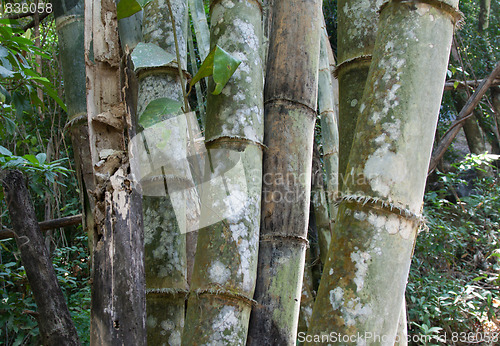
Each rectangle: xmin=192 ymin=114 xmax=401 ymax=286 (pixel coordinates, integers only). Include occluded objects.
xmin=0 ymin=145 xmax=12 ymax=156
xmin=189 ymin=45 xmax=241 ymax=95
xmin=213 ymin=46 xmax=241 ymax=95
xmin=116 ymin=0 xmax=142 ymax=20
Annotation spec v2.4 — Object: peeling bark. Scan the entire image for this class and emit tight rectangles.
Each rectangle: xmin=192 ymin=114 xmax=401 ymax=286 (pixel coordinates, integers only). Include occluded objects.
xmin=307 ymin=0 xmax=459 ymax=343
xmin=247 ymin=0 xmax=321 ymax=343
xmin=0 ymin=170 xmax=80 ymax=345
xmin=84 ymin=0 xmax=146 ymax=343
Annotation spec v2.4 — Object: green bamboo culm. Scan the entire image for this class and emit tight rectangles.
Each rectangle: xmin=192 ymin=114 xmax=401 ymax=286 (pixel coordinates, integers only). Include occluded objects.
xmin=307 ymin=0 xmax=461 ymax=343
xmin=247 ymin=0 xmax=321 ymax=343
xmin=137 ymin=0 xmax=190 ymax=343
xmin=336 ymin=0 xmax=383 ymax=187
xmin=181 ymin=0 xmax=264 ymax=343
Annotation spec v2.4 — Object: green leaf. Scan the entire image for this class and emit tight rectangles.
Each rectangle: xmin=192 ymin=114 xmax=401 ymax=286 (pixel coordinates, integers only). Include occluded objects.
xmin=131 ymin=42 xmax=175 ymax=71
xmin=0 ymin=145 xmax=12 ymax=156
xmin=23 ymin=154 xmax=39 ymax=165
xmin=36 ymin=153 xmax=46 ymax=164
xmin=453 ymin=81 xmax=459 ymax=89
xmin=212 ymin=46 xmax=241 ymax=95
xmin=190 ymin=47 xmax=216 ymax=88
xmin=0 ymin=45 xmax=8 ymax=58
xmin=0 ymin=65 xmax=14 ymax=78
xmin=116 ymin=0 xmax=142 ymax=20
xmin=189 ymin=45 xmax=241 ymax=95
xmin=0 ymin=84 xmax=11 ymax=104
xmin=139 ymin=98 xmax=183 ymax=128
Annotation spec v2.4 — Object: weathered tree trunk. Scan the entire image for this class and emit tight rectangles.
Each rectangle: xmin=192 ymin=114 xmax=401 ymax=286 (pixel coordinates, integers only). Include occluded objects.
xmin=429 ymin=62 xmax=500 ymax=173
xmin=84 ymin=0 xmax=146 ymax=343
xmin=336 ymin=0 xmax=383 ymax=184
xmin=307 ymin=0 xmax=460 ymax=343
xmin=0 ymin=170 xmax=80 ymax=345
xmin=137 ymin=0 xmax=190 ymax=343
xmin=453 ymin=91 xmax=488 ymax=156
xmin=53 ymin=0 xmax=95 ymax=255
xmin=247 ymin=0 xmax=321 ymax=343
xmin=182 ymin=0 xmax=264 ymax=343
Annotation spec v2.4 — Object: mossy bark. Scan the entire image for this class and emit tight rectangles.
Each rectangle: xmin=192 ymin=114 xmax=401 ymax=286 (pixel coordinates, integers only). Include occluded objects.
xmin=182 ymin=0 xmax=264 ymax=344
xmin=84 ymin=0 xmax=146 ymax=343
xmin=336 ymin=0 xmax=383 ymax=184
xmin=307 ymin=0 xmax=459 ymax=343
xmin=247 ymin=0 xmax=321 ymax=343
xmin=137 ymin=0 xmax=190 ymax=344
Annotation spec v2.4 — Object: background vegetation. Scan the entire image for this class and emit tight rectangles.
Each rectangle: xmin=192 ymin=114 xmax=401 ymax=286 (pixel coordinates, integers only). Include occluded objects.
xmin=0 ymin=0 xmax=498 ymax=344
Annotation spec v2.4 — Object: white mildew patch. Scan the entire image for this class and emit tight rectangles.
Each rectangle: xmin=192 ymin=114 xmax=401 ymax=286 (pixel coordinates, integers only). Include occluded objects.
xmin=209 ymin=260 xmax=231 ymax=285
xmin=367 ymin=212 xmax=385 ymax=229
xmin=354 ymin=211 xmax=367 ymax=221
xmin=329 ymin=287 xmax=344 ymax=311
xmin=364 ymin=144 xmax=407 ymax=198
xmin=385 ymin=214 xmax=400 ymax=235
xmin=206 ymin=306 xmax=242 ymax=345
xmin=351 ymin=99 xmax=358 ymax=107
xmin=329 ymin=268 xmax=334 ymax=275
xmin=382 ymin=118 xmax=401 ymax=140
xmin=221 ymin=0 xmax=235 ymax=8
xmin=342 ymin=0 xmax=384 ymax=47
xmin=168 ymin=331 xmax=181 ymax=345
xmin=233 ymin=19 xmax=258 ymax=51
xmin=147 ymin=315 xmax=157 ymax=328
xmin=342 ymin=297 xmax=372 ymax=327
xmin=161 ymin=320 xmax=174 ymax=332
xmin=351 ymin=251 xmax=371 ymax=292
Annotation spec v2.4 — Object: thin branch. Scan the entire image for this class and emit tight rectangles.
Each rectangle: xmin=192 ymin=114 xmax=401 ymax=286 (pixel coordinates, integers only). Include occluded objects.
xmin=444 ymin=78 xmax=500 ymax=90
xmin=0 ymin=214 xmax=82 ymax=240
xmin=428 ymin=61 xmax=500 ymax=174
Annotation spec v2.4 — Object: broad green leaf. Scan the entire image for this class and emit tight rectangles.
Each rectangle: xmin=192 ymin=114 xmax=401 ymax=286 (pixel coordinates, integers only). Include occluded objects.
xmin=131 ymin=42 xmax=175 ymax=71
xmin=213 ymin=46 xmax=241 ymax=95
xmin=36 ymin=153 xmax=47 ymax=164
xmin=189 ymin=45 xmax=241 ymax=95
xmin=23 ymin=154 xmax=39 ymax=165
xmin=0 ymin=65 xmax=14 ymax=78
xmin=0 ymin=145 xmax=12 ymax=156
xmin=453 ymin=81 xmax=459 ymax=89
xmin=117 ymin=0 xmax=142 ymax=20
xmin=0 ymin=84 xmax=10 ymax=104
xmin=0 ymin=45 xmax=8 ymax=58
xmin=139 ymin=98 xmax=183 ymax=128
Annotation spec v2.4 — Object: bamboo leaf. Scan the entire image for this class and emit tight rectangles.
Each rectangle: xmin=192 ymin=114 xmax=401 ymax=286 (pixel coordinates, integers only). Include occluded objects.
xmin=139 ymin=97 xmax=183 ymax=128
xmin=131 ymin=42 xmax=175 ymax=71
xmin=117 ymin=0 xmax=142 ymax=20
xmin=189 ymin=45 xmax=241 ymax=95
xmin=212 ymin=46 xmax=241 ymax=95
xmin=190 ymin=46 xmax=216 ymax=88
